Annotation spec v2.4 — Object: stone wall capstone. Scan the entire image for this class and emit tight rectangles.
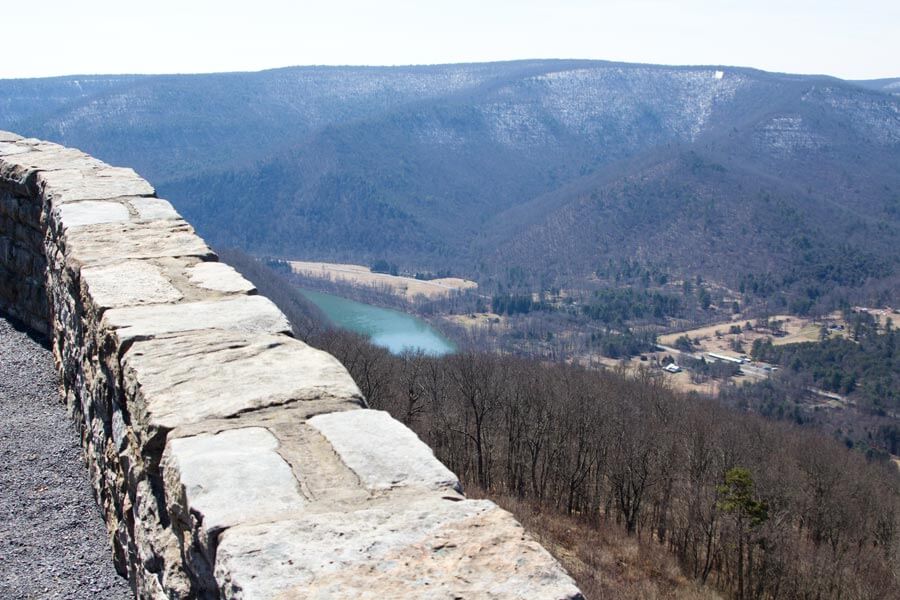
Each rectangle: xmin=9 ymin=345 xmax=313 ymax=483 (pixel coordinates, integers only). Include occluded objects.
xmin=0 ymin=131 xmax=583 ymax=599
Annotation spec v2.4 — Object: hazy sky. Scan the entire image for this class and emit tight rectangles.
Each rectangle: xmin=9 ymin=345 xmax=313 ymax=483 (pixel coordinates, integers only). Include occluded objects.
xmin=7 ymin=0 xmax=898 ymax=80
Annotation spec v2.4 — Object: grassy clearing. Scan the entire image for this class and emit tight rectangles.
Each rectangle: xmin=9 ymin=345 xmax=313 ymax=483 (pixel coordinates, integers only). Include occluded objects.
xmin=659 ymin=313 xmax=848 ymax=355
xmin=288 ymin=260 xmax=477 ymax=300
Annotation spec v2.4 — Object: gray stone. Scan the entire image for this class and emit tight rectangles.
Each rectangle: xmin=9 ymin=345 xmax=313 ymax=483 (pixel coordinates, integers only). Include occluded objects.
xmin=123 ymin=329 xmax=362 ymax=434
xmin=0 ymin=142 xmax=33 ymax=157
xmin=309 ymin=410 xmax=460 ymax=492
xmin=37 ymin=166 xmax=154 ymax=202
xmin=81 ymin=261 xmax=183 ymax=309
xmin=62 ymin=219 xmax=213 ymax=265
xmin=215 ymin=496 xmax=583 ymax=600
xmin=57 ymin=200 xmax=131 ymax=229
xmin=129 ymin=197 xmax=181 ymax=222
xmin=104 ymin=294 xmax=292 ymax=343
xmin=163 ymin=427 xmax=306 ymax=535
xmin=1 ymin=149 xmax=107 ymax=189
xmin=186 ymin=261 xmax=256 ymax=294
xmin=0 ymin=130 xmax=23 ymax=142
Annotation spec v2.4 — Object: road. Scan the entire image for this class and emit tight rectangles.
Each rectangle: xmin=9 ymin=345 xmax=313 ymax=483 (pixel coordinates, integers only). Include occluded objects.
xmin=655 ymin=344 xmax=775 ymax=379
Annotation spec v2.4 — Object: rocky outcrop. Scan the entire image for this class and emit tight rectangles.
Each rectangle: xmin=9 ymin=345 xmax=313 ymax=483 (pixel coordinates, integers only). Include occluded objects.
xmin=0 ymin=131 xmax=582 ymax=599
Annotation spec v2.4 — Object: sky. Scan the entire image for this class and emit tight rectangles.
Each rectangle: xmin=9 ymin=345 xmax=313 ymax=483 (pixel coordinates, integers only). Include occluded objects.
xmin=7 ymin=0 xmax=898 ymax=80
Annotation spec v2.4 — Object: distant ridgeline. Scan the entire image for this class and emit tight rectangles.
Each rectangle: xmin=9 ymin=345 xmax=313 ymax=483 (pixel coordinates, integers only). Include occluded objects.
xmin=2 ymin=61 xmax=897 ymax=308
xmin=0 ymin=132 xmax=581 ymax=599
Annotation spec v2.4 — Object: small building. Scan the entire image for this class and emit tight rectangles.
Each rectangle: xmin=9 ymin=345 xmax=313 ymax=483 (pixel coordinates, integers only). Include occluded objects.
xmin=664 ymin=363 xmax=682 ymax=373
xmin=708 ymin=352 xmax=746 ymax=365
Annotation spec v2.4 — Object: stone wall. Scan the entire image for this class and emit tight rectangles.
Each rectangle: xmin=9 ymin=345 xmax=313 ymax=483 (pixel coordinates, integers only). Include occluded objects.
xmin=0 ymin=131 xmax=582 ymax=599
xmin=0 ymin=133 xmax=50 ymax=334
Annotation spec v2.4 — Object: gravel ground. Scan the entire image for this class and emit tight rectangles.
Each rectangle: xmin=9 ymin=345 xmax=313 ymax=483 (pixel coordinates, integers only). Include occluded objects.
xmin=0 ymin=315 xmax=132 ymax=599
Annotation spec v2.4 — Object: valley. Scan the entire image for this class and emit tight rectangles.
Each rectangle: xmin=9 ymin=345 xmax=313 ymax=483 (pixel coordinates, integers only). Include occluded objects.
xmin=2 ymin=61 xmax=897 ymax=320
xmin=3 ymin=58 xmax=899 ymax=599
xmin=231 ymin=254 xmax=900 ymax=600
xmin=279 ymin=252 xmax=900 ymax=466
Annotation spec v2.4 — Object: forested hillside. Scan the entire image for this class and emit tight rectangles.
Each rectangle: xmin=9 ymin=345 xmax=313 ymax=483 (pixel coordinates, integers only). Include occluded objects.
xmin=2 ymin=61 xmax=898 ymax=309
xmin=228 ymin=256 xmax=900 ymax=600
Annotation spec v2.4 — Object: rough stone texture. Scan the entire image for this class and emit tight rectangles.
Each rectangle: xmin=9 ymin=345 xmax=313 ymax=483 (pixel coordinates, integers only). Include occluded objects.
xmin=309 ymin=410 xmax=461 ymax=491
xmin=58 ymin=200 xmax=131 ymax=228
xmin=0 ymin=131 xmax=583 ymax=599
xmin=0 ymin=183 xmax=49 ymax=334
xmin=82 ymin=261 xmax=184 ymax=308
xmin=215 ymin=497 xmax=577 ymax=600
xmin=37 ymin=165 xmax=155 ymax=202
xmin=123 ymin=330 xmax=364 ymax=443
xmin=59 ymin=219 xmax=214 ymax=266
xmin=186 ymin=261 xmax=256 ymax=293
xmin=163 ymin=427 xmax=307 ymax=536
xmin=0 ymin=131 xmax=23 ymax=142
xmin=129 ymin=197 xmax=181 ymax=222
xmin=104 ymin=295 xmax=292 ymax=343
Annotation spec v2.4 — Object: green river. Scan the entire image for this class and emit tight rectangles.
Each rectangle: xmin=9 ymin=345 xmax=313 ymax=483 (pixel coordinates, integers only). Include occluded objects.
xmin=298 ymin=288 xmax=456 ymax=356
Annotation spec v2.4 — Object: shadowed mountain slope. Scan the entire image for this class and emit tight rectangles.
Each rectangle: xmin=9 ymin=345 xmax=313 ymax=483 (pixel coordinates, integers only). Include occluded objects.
xmin=2 ymin=61 xmax=897 ymax=300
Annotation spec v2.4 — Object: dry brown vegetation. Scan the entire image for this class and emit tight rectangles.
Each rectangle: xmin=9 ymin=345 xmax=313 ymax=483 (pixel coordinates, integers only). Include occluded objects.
xmin=658 ymin=314 xmax=846 ymax=354
xmin=288 ymin=260 xmax=477 ymax=300
xmin=315 ymin=330 xmax=900 ymax=600
xmin=228 ymin=254 xmax=900 ymax=599
xmin=478 ymin=491 xmax=723 ymax=599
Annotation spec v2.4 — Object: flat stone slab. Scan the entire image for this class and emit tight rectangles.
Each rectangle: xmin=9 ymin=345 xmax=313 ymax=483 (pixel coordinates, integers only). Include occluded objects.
xmin=0 ymin=141 xmax=33 ymax=157
xmin=123 ymin=329 xmax=362 ymax=435
xmin=37 ymin=166 xmax=154 ymax=203
xmin=187 ymin=261 xmax=256 ymax=294
xmin=163 ymin=427 xmax=306 ymax=536
xmin=0 ymin=130 xmax=22 ymax=142
xmin=0 ymin=148 xmax=106 ymax=188
xmin=104 ymin=295 xmax=292 ymax=343
xmin=58 ymin=200 xmax=131 ymax=229
xmin=63 ymin=219 xmax=213 ymax=265
xmin=81 ymin=260 xmax=183 ymax=309
xmin=309 ymin=410 xmax=459 ymax=492
xmin=215 ymin=496 xmax=583 ymax=600
xmin=129 ymin=197 xmax=181 ymax=222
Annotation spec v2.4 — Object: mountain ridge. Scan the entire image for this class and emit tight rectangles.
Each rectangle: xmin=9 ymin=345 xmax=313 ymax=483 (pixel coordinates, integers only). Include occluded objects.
xmin=2 ymin=60 xmax=897 ymax=308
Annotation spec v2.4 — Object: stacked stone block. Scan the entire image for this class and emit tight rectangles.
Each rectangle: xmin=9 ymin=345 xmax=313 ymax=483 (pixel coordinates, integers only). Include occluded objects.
xmin=0 ymin=131 xmax=582 ymax=599
xmin=0 ymin=132 xmax=50 ymax=333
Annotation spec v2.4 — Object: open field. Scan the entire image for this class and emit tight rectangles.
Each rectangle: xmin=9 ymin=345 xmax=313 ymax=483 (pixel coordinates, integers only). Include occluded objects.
xmin=658 ymin=313 xmax=848 ymax=358
xmin=651 ymin=313 xmax=853 ymax=394
xmin=289 ymin=261 xmax=477 ymax=301
xmin=444 ymin=312 xmax=508 ymax=331
xmin=584 ymin=354 xmax=725 ymax=396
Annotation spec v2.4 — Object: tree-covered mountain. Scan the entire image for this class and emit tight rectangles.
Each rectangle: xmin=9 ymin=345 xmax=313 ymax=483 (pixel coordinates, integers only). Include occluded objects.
xmin=2 ymin=60 xmax=897 ymax=306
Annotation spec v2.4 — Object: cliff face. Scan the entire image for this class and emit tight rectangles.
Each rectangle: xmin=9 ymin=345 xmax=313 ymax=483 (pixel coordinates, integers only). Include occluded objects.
xmin=0 ymin=131 xmax=582 ymax=599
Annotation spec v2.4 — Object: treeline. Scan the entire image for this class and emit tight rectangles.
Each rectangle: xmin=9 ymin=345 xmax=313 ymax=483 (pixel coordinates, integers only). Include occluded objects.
xmin=491 ymin=293 xmax=549 ymax=316
xmin=586 ymin=328 xmax=656 ymax=359
xmin=751 ymin=314 xmax=899 ymax=413
xmin=315 ymin=330 xmax=899 ymax=600
xmin=226 ymin=253 xmax=900 ymax=598
xmin=370 ymin=258 xmax=399 ymax=275
xmin=581 ymin=288 xmax=682 ymax=324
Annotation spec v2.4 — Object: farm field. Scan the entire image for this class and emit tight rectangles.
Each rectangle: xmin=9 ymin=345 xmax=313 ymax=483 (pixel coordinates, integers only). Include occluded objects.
xmin=658 ymin=313 xmax=848 ymax=358
xmin=585 ymin=354 xmax=725 ymax=395
xmin=289 ymin=261 xmax=477 ymax=300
